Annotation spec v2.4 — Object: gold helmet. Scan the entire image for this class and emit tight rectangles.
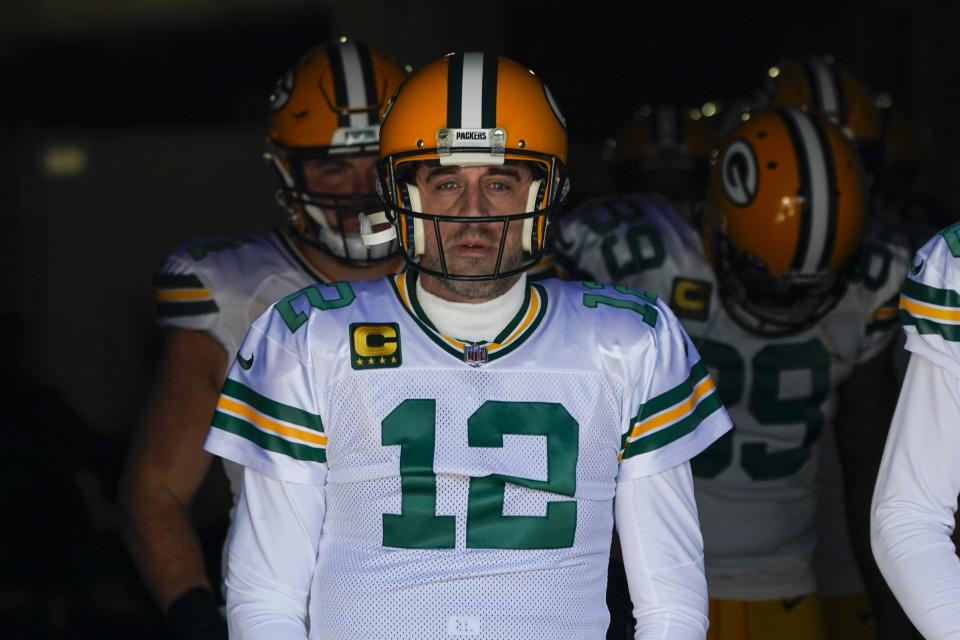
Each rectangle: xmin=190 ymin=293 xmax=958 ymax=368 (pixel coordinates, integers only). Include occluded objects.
xmin=703 ymin=107 xmax=868 ymax=336
xmin=767 ymin=56 xmax=883 ymax=177
xmin=266 ymin=41 xmax=407 ymax=264
xmin=603 ymin=104 xmax=716 ymax=202
xmin=362 ymin=52 xmax=569 ymax=280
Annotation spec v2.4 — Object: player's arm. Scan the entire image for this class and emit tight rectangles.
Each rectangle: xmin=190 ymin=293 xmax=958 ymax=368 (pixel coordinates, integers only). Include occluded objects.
xmin=871 ymin=354 xmax=960 ymax=638
xmin=614 ymin=292 xmax=731 ymax=639
xmin=833 ymin=345 xmax=918 ymax=639
xmin=224 ymin=467 xmax=325 ymax=640
xmin=117 ymin=328 xmax=228 ymax=637
xmin=203 ymin=299 xmax=329 ymax=639
xmin=616 ymin=461 xmax=708 ymax=640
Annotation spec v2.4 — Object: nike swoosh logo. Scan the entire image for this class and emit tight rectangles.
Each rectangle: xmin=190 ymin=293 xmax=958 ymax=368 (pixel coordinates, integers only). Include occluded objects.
xmin=912 ymin=258 xmax=925 ymax=275
xmin=237 ymin=353 xmax=254 ymax=370
xmin=781 ymin=596 xmax=805 ymax=612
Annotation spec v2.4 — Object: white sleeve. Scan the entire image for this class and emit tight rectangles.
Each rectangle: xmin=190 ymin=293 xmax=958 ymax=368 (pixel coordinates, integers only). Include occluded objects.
xmin=616 ymin=461 xmax=708 ymax=640
xmin=225 ymin=467 xmax=326 ymax=640
xmin=871 ymin=354 xmax=960 ymax=640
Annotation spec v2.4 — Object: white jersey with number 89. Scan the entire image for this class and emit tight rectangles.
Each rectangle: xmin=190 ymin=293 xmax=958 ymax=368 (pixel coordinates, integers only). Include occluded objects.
xmin=554 ymin=193 xmax=908 ymax=599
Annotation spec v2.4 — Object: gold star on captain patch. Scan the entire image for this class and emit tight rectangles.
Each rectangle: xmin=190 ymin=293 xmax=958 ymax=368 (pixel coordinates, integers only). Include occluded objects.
xmin=379 ymin=357 xmax=386 ymax=364
xmin=355 ymin=357 xmax=364 ymax=366
xmin=368 ymin=357 xmax=375 ymax=365
xmin=391 ymin=356 xmax=397 ymax=363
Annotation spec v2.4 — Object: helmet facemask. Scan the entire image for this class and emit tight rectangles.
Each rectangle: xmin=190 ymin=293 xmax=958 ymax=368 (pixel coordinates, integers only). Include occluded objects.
xmin=365 ymin=152 xmax=568 ymax=281
xmin=264 ymin=41 xmax=408 ymax=266
xmin=709 ymin=227 xmax=847 ymax=337
xmin=269 ymin=145 xmax=398 ymax=265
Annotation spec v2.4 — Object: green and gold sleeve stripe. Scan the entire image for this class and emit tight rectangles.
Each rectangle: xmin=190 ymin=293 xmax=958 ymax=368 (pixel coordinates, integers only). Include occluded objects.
xmin=866 ymin=295 xmax=900 ymax=335
xmin=621 ymin=361 xmax=723 ymax=460
xmin=153 ymin=273 xmax=218 ymax=317
xmin=902 ymin=277 xmax=960 ymax=308
xmin=211 ymin=379 xmax=326 ymax=462
xmin=900 ymin=278 xmax=960 ymax=341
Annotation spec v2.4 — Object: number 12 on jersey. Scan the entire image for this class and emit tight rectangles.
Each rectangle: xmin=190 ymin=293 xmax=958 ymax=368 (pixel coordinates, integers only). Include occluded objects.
xmin=381 ymin=399 xmax=579 ymax=550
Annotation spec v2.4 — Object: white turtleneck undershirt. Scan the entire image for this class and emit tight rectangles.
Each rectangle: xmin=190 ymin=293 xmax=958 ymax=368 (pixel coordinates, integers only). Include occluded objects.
xmin=415 ymin=274 xmax=527 ymax=343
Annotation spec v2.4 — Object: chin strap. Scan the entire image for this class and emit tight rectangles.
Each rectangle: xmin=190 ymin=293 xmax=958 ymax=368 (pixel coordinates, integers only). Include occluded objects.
xmin=359 ymin=210 xmax=395 ymax=246
xmin=360 ymin=184 xmax=425 ymax=254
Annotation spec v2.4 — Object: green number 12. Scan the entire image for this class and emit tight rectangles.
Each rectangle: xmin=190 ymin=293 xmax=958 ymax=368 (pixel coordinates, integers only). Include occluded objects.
xmin=381 ymin=399 xmax=579 ymax=550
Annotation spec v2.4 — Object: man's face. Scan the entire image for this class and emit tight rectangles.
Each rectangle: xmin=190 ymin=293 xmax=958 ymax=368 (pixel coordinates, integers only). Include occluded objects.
xmin=414 ymin=162 xmax=534 ymax=301
xmin=301 ymin=154 xmax=379 ymax=231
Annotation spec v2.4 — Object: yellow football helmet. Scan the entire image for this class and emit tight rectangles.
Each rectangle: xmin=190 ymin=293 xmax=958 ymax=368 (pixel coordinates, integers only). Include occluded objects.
xmin=266 ymin=41 xmax=407 ymax=264
xmin=703 ymin=107 xmax=868 ymax=336
xmin=604 ymin=104 xmax=716 ymax=203
xmin=362 ymin=52 xmax=569 ymax=281
xmin=767 ymin=56 xmax=882 ymax=177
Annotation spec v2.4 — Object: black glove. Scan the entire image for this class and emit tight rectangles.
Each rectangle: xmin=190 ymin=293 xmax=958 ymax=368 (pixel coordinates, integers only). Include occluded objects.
xmin=166 ymin=587 xmax=228 ymax=640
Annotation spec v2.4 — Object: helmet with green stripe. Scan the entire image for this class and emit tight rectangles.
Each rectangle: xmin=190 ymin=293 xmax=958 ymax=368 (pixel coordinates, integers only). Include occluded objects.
xmin=703 ymin=107 xmax=868 ymax=336
xmin=361 ymin=52 xmax=569 ymax=281
xmin=266 ymin=40 xmax=407 ymax=265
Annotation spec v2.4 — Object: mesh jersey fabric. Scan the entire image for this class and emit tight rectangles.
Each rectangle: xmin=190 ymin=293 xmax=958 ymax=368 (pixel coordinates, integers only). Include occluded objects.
xmin=205 ymin=273 xmax=731 ymax=639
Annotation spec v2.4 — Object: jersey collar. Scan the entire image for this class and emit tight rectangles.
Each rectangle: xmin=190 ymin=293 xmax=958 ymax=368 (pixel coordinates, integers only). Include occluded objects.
xmin=275 ymin=227 xmax=333 ymax=283
xmin=390 ymin=269 xmax=548 ymax=365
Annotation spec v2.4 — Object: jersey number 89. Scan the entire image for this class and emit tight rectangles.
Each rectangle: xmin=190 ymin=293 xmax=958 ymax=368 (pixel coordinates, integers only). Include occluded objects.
xmin=691 ymin=338 xmax=830 ymax=480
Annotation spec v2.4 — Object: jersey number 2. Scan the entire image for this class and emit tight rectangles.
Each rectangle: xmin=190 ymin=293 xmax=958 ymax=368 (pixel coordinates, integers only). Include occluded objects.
xmin=381 ymin=399 xmax=578 ymax=550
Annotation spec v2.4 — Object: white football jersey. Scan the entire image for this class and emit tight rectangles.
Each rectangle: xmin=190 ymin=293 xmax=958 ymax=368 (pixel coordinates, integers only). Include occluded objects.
xmin=555 ymin=193 xmax=908 ymax=599
xmin=204 ymin=271 xmax=731 ymax=639
xmin=870 ymin=225 xmax=960 ymax=640
xmin=900 ymin=222 xmax=960 ymax=377
xmin=152 ymin=228 xmax=330 ymax=571
xmin=154 ymin=228 xmax=331 ymax=356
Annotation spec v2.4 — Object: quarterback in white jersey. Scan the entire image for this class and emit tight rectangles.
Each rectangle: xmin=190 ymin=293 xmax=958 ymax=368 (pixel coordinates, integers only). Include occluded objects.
xmin=555 ymin=108 xmax=908 ymax=637
xmin=872 ymin=224 xmax=960 ymax=639
xmin=207 ymin=52 xmax=731 ymax=640
xmin=118 ymin=41 xmax=407 ymax=639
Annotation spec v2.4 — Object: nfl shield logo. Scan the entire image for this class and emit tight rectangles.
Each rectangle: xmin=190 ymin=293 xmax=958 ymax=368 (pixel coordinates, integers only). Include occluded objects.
xmin=464 ymin=343 xmax=488 ymax=367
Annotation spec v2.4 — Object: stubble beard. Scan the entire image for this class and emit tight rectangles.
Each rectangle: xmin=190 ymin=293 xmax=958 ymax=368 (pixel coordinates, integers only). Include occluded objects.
xmin=420 ymin=224 xmax=525 ymax=302
xmin=436 ymin=270 xmax=522 ymax=301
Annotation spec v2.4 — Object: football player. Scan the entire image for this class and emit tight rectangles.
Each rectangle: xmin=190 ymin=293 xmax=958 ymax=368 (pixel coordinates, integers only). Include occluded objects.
xmin=766 ymin=56 xmax=884 ymax=181
xmin=554 ymin=107 xmax=910 ymax=639
xmin=117 ymin=41 xmax=406 ymax=640
xmin=765 ymin=57 xmax=919 ymax=638
xmin=602 ymin=104 xmax=716 ymax=214
xmin=872 ymin=223 xmax=960 ymax=639
xmin=203 ymin=52 xmax=732 ymax=640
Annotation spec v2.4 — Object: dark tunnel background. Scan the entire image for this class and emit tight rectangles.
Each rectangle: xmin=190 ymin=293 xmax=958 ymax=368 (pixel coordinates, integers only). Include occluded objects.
xmin=1 ymin=1 xmax=958 ymax=637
